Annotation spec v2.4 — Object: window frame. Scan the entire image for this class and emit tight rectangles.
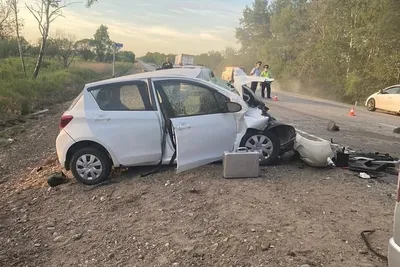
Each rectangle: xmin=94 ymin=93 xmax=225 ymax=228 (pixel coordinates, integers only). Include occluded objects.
xmin=383 ymin=86 xmax=400 ymax=94
xmin=152 ymin=78 xmax=230 ymax=119
xmin=87 ymin=80 xmax=157 ymax=112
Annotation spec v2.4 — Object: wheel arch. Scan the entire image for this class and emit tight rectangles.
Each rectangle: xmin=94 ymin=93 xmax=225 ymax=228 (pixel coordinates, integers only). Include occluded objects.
xmin=239 ymin=127 xmax=281 ymax=165
xmin=265 ymin=123 xmax=296 ymax=145
xmin=65 ymin=140 xmax=116 ymax=170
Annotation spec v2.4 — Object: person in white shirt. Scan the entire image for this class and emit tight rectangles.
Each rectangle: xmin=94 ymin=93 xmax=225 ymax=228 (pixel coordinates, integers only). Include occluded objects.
xmin=250 ymin=61 xmax=262 ymax=92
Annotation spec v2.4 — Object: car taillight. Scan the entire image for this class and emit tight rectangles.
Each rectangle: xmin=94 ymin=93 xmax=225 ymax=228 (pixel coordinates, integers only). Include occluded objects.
xmin=59 ymin=115 xmax=73 ymax=130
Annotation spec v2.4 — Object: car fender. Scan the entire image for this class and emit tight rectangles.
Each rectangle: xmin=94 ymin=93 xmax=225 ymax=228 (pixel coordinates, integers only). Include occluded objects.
xmin=365 ymin=92 xmax=378 ymax=106
xmin=244 ymin=108 xmax=270 ymax=130
xmin=69 ymin=136 xmax=121 ymax=167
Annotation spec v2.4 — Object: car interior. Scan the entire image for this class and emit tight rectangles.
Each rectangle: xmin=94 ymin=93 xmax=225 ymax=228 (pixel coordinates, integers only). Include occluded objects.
xmin=94 ymin=82 xmax=153 ymax=111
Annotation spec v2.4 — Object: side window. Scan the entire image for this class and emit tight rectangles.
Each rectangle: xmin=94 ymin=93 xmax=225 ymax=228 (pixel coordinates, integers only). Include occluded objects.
xmin=384 ymin=87 xmax=400 ymax=94
xmin=89 ymin=81 xmax=153 ymax=111
xmin=120 ymin=85 xmax=146 ymax=110
xmin=214 ymin=92 xmax=229 ymax=108
xmin=154 ymin=80 xmax=225 ymax=117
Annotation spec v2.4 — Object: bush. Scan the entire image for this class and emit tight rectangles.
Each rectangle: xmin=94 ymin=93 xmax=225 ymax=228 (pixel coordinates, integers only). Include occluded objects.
xmin=0 ymin=58 xmax=134 ymax=116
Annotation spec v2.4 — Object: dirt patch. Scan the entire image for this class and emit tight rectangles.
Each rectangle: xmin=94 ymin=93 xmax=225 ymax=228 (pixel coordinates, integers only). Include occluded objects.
xmin=0 ymin=102 xmax=69 ymax=184
xmin=0 ymin=164 xmax=395 ymax=267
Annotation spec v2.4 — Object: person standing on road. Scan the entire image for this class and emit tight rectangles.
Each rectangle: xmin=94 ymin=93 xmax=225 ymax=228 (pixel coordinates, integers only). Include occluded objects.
xmin=260 ymin=65 xmax=272 ymax=99
xmin=161 ymin=57 xmax=173 ymax=69
xmin=250 ymin=61 xmax=262 ymax=93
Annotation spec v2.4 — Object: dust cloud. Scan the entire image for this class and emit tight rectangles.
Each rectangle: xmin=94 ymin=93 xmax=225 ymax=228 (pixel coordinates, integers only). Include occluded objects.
xmin=273 ymin=79 xmax=343 ymax=102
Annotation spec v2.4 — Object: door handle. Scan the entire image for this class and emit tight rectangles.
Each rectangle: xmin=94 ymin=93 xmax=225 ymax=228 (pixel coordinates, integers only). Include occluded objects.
xmin=176 ymin=123 xmax=191 ymax=130
xmin=94 ymin=115 xmax=111 ymax=122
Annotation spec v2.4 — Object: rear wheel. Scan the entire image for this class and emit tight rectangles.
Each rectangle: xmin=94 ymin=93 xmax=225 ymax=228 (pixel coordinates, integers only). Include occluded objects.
xmin=240 ymin=130 xmax=280 ymax=166
xmin=367 ymin=98 xmax=376 ymax=111
xmin=70 ymin=147 xmax=111 ymax=185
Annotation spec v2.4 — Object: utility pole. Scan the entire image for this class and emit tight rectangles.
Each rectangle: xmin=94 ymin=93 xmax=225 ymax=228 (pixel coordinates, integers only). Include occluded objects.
xmin=112 ymin=44 xmax=115 ymax=77
xmin=112 ymin=42 xmax=123 ymax=78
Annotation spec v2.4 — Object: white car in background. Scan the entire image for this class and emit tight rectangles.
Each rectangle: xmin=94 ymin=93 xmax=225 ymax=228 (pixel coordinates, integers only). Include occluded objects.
xmin=366 ymin=85 xmax=400 ymax=114
xmin=56 ymin=68 xmax=295 ymax=185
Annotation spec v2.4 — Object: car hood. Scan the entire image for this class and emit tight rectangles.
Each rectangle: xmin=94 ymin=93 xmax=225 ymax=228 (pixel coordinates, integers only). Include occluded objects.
xmin=369 ymin=92 xmax=379 ymax=97
xmin=233 ymin=76 xmax=274 ymax=97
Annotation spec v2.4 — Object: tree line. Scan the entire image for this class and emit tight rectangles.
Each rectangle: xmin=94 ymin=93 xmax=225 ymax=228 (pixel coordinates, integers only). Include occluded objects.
xmin=0 ymin=0 xmax=135 ymax=78
xmin=234 ymin=0 xmax=400 ymax=102
xmin=139 ymin=52 xmax=176 ymax=66
xmin=137 ymin=0 xmax=400 ymax=103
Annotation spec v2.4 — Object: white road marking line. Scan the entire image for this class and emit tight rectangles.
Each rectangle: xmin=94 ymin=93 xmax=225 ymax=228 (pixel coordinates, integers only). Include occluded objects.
xmin=295 ymin=128 xmax=328 ymax=142
xmin=378 ymin=123 xmax=397 ymax=129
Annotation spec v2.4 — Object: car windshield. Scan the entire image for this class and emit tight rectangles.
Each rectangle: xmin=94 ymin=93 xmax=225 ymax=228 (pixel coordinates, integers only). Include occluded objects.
xmin=211 ymin=77 xmax=240 ymax=95
xmin=196 ymin=68 xmax=240 ymax=95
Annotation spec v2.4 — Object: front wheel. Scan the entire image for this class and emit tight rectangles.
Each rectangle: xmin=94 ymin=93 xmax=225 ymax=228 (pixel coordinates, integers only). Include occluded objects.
xmin=240 ymin=130 xmax=280 ymax=166
xmin=70 ymin=147 xmax=111 ymax=185
xmin=367 ymin=98 xmax=376 ymax=111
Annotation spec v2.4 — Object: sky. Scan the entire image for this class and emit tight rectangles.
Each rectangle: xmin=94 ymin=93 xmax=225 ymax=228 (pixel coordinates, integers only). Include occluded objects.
xmin=19 ymin=0 xmax=251 ymax=56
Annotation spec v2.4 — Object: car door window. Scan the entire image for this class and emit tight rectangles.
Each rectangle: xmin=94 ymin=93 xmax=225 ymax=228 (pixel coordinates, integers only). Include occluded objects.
xmin=383 ymin=87 xmax=400 ymax=94
xmin=154 ymin=80 xmax=228 ymax=118
xmin=89 ymin=81 xmax=153 ymax=111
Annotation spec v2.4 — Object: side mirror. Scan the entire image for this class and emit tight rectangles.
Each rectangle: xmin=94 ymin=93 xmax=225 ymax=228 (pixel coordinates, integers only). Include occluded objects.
xmin=379 ymin=89 xmax=384 ymax=94
xmin=226 ymin=101 xmax=242 ymax=113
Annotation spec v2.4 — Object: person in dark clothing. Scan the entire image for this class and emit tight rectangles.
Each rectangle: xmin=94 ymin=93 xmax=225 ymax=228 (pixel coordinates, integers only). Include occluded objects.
xmin=250 ymin=61 xmax=262 ymax=93
xmin=161 ymin=57 xmax=173 ymax=69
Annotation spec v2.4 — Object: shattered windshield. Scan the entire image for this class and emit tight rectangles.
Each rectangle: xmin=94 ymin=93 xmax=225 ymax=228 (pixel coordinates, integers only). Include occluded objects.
xmin=196 ymin=68 xmax=240 ymax=95
xmin=212 ymin=77 xmax=240 ymax=95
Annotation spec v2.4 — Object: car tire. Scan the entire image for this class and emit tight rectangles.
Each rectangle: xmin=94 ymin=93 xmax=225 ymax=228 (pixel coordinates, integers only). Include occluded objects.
xmin=70 ymin=147 xmax=111 ymax=185
xmin=240 ymin=130 xmax=280 ymax=166
xmin=367 ymin=98 xmax=376 ymax=111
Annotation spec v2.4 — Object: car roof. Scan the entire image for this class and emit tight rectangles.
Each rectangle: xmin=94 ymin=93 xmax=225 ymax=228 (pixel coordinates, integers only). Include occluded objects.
xmin=383 ymin=84 xmax=400 ymax=90
xmin=86 ymin=68 xmax=202 ymax=88
xmin=174 ymin=65 xmax=206 ymax=69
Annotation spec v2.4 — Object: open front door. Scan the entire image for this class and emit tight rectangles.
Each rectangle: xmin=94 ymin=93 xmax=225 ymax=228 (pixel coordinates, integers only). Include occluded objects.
xmin=153 ymin=78 xmax=238 ymax=173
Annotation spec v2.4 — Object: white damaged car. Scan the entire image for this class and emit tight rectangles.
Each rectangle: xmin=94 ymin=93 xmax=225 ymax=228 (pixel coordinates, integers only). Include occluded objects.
xmin=56 ymin=68 xmax=296 ymax=185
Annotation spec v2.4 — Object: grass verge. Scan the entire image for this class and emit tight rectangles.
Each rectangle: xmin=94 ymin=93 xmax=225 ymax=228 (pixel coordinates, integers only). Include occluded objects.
xmin=0 ymin=58 xmax=135 ymax=118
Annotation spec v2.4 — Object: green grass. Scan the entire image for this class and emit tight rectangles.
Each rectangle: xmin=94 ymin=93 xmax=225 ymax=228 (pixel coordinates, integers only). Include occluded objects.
xmin=0 ymin=57 xmax=133 ymax=116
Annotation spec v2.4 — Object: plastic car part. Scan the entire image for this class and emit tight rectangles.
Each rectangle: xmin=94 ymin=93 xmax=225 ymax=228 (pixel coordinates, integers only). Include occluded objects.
xmin=294 ymin=134 xmax=335 ymax=167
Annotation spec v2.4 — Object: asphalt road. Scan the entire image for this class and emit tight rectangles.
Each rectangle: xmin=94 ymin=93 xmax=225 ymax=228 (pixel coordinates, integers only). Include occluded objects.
xmin=262 ymin=89 xmax=400 ymax=158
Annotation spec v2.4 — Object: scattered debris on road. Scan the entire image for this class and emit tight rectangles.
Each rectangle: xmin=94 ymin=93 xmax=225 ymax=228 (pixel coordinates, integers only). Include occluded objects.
xmin=359 ymin=172 xmax=371 ymax=179
xmin=361 ymin=230 xmax=388 ymax=263
xmin=30 ymin=109 xmax=49 ymax=117
xmin=327 ymin=120 xmax=340 ymax=131
xmin=47 ymin=172 xmax=69 ymax=187
xmin=293 ymin=133 xmax=334 ymax=167
xmin=394 ymin=127 xmax=400 ymax=134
